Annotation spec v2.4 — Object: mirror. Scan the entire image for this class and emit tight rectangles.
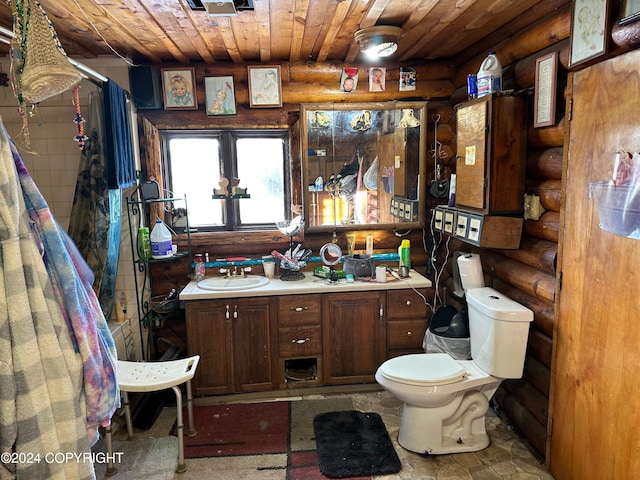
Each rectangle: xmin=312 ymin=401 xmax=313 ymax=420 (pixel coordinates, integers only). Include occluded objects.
xmin=300 ymin=101 xmax=427 ymax=231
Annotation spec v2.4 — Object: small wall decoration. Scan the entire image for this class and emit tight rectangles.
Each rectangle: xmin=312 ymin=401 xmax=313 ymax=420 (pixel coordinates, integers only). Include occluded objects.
xmin=161 ymin=67 xmax=197 ymax=110
xmin=369 ymin=67 xmax=385 ymax=92
xmin=248 ymin=65 xmax=282 ymax=107
xmin=534 ymin=51 xmax=558 ymax=128
xmin=399 ymin=67 xmax=416 ymax=91
xmin=620 ymin=0 xmax=640 ymax=25
xmin=340 ymin=67 xmax=359 ymax=92
xmin=569 ymin=0 xmax=610 ymax=68
xmin=205 ymin=76 xmax=236 ymax=116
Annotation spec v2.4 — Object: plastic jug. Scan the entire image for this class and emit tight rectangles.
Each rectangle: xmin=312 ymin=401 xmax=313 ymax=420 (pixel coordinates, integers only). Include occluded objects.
xmin=150 ymin=219 xmax=173 ymax=259
xmin=477 ymin=52 xmax=502 ymax=98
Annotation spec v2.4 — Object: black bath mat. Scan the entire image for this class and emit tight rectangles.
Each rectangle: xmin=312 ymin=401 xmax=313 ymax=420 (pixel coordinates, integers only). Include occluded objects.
xmin=313 ymin=410 xmax=401 ymax=478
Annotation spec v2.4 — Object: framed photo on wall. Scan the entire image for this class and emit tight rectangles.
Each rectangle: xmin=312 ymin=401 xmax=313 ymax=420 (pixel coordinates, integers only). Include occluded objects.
xmin=205 ymin=76 xmax=236 ymax=116
xmin=248 ymin=65 xmax=282 ymax=107
xmin=369 ymin=67 xmax=386 ymax=92
xmin=161 ymin=67 xmax=197 ymax=110
xmin=534 ymin=52 xmax=558 ymax=128
xmin=569 ymin=0 xmax=610 ymax=68
xmin=620 ymin=0 xmax=640 ymax=25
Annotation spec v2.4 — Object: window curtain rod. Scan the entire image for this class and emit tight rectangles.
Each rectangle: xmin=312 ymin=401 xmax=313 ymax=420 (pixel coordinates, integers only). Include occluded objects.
xmin=0 ymin=25 xmax=108 ymax=84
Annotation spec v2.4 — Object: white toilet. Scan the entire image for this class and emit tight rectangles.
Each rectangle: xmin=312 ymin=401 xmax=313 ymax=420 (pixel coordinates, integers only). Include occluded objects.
xmin=375 ymin=254 xmax=533 ymax=455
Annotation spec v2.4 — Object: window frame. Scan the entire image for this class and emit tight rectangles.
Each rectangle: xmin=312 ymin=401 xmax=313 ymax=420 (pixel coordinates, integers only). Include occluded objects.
xmin=160 ymin=128 xmax=293 ymax=232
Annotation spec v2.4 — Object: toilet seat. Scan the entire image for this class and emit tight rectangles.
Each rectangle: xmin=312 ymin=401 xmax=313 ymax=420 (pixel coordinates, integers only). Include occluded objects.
xmin=378 ymin=353 xmax=467 ymax=386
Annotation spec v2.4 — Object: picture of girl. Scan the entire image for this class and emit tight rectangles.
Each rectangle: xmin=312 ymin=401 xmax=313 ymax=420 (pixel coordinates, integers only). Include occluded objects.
xmin=162 ymin=68 xmax=197 ymax=110
xmin=205 ymin=76 xmax=236 ymax=116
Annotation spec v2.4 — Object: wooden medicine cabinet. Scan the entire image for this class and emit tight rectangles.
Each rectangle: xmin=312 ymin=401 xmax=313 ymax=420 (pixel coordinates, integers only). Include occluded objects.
xmin=300 ymin=102 xmax=427 ymax=231
xmin=455 ymin=93 xmax=527 ymax=215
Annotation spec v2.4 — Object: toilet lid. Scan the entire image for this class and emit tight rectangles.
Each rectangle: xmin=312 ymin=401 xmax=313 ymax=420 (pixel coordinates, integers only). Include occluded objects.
xmin=379 ymin=353 xmax=467 ymax=386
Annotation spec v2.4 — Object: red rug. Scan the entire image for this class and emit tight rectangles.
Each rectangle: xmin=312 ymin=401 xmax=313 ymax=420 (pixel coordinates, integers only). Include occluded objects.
xmin=179 ymin=401 xmax=289 ymax=457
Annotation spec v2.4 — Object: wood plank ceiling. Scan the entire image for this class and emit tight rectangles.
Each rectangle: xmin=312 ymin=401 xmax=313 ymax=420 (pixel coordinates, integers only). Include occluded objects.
xmin=0 ymin=0 xmax=569 ymax=69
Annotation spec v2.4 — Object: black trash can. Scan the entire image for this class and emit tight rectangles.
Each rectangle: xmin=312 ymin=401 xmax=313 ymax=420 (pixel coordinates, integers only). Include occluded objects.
xmin=422 ymin=309 xmax=471 ymax=360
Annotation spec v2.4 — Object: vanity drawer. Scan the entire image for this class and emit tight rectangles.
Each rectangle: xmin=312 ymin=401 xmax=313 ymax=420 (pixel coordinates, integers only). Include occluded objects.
xmin=278 ymin=295 xmax=321 ymax=326
xmin=387 ymin=320 xmax=427 ymax=350
xmin=386 ymin=289 xmax=429 ymax=320
xmin=278 ymin=325 xmax=322 ymax=357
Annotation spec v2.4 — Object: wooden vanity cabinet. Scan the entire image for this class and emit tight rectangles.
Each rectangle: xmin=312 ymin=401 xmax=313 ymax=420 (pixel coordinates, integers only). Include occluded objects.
xmin=322 ymin=291 xmax=386 ymax=385
xmin=276 ymin=295 xmax=322 ymax=388
xmin=386 ymin=288 xmax=430 ymax=357
xmin=185 ymin=297 xmax=276 ymax=396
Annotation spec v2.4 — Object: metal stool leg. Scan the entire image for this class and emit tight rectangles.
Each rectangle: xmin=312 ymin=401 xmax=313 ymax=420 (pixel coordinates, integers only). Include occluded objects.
xmin=122 ymin=391 xmax=134 ymax=439
xmin=171 ymin=386 xmax=187 ymax=473
xmin=105 ymin=422 xmax=116 ymax=476
xmin=186 ymin=379 xmax=196 ymax=437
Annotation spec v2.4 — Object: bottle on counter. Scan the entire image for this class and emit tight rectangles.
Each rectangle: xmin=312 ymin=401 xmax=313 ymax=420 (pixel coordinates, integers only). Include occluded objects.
xmin=398 ymin=239 xmax=411 ymax=269
xmin=194 ymin=254 xmax=205 ymax=278
xmin=366 ymin=234 xmax=374 ymax=255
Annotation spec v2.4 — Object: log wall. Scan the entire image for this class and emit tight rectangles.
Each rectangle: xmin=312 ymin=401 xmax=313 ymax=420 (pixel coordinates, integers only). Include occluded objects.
xmin=438 ymin=27 xmax=570 ymax=462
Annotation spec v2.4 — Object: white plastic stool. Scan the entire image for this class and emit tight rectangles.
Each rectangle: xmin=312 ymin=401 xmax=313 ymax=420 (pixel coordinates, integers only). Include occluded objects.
xmin=105 ymin=355 xmax=200 ymax=475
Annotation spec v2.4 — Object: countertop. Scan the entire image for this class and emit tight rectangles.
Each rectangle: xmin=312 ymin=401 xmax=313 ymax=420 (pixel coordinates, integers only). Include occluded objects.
xmin=179 ymin=269 xmax=432 ymax=300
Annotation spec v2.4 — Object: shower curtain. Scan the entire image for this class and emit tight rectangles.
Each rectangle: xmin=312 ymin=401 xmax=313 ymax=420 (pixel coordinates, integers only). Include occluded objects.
xmin=0 ymin=117 xmax=118 ymax=479
xmin=68 ymin=80 xmax=134 ymax=320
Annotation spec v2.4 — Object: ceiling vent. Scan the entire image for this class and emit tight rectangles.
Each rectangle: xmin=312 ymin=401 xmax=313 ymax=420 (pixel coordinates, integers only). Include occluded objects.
xmin=187 ymin=0 xmax=254 ymax=16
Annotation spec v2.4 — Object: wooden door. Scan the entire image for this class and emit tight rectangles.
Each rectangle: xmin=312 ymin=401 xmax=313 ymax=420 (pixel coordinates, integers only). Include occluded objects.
xmin=232 ymin=297 xmax=276 ymax=392
xmin=550 ymin=50 xmax=640 ymax=480
xmin=322 ymin=291 xmax=386 ymax=384
xmin=185 ymin=300 xmax=233 ymax=395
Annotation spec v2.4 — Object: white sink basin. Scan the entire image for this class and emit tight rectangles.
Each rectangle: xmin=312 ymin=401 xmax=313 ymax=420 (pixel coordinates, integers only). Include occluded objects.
xmin=197 ymin=275 xmax=270 ymax=291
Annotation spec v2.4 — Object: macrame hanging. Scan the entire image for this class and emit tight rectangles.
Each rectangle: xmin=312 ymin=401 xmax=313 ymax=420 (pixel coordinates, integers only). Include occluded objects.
xmin=11 ymin=0 xmax=82 ymax=105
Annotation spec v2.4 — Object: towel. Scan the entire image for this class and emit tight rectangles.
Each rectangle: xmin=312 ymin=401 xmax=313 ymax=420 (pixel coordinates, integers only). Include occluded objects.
xmin=103 ymin=79 xmax=135 ymax=189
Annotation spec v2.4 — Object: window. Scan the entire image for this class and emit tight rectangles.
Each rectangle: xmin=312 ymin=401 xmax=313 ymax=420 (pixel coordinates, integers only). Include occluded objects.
xmin=161 ymin=129 xmax=291 ymax=231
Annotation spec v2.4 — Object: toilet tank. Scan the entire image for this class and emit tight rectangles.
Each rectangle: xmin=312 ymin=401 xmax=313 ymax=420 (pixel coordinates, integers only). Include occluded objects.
xmin=466 ymin=287 xmax=533 ymax=379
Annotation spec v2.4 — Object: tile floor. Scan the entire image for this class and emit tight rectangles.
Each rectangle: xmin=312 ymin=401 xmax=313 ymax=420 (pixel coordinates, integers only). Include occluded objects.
xmin=106 ymin=389 xmax=555 ymax=480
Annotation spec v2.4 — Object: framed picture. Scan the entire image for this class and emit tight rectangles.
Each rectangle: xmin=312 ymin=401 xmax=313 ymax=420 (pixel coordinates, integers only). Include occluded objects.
xmin=248 ymin=65 xmax=282 ymax=107
xmin=620 ymin=0 xmax=640 ymax=25
xmin=569 ymin=0 xmax=610 ymax=69
xmin=534 ymin=52 xmax=558 ymax=128
xmin=205 ymin=76 xmax=236 ymax=116
xmin=161 ymin=67 xmax=197 ymax=110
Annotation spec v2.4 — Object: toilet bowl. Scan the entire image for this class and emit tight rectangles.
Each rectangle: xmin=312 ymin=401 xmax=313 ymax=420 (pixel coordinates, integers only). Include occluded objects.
xmin=375 ymin=254 xmax=533 ymax=455
xmin=376 ymin=354 xmax=501 ymax=454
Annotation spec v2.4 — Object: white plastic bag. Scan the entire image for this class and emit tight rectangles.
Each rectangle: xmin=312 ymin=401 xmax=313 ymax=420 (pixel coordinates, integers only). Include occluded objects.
xmin=422 ymin=330 xmax=471 ymax=360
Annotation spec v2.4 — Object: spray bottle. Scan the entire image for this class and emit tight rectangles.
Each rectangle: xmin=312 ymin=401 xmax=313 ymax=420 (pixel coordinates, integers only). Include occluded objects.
xmin=398 ymin=239 xmax=411 ymax=277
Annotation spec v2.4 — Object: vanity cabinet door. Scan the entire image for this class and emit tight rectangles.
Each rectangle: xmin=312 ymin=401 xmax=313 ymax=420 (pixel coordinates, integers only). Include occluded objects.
xmin=186 ymin=297 xmax=276 ymax=395
xmin=185 ymin=300 xmax=233 ymax=396
xmin=232 ymin=297 xmax=277 ymax=393
xmin=322 ymin=291 xmax=386 ymax=385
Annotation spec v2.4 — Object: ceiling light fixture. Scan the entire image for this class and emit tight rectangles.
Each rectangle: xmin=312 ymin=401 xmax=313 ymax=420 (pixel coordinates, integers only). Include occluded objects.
xmin=354 ymin=26 xmax=402 ymax=59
